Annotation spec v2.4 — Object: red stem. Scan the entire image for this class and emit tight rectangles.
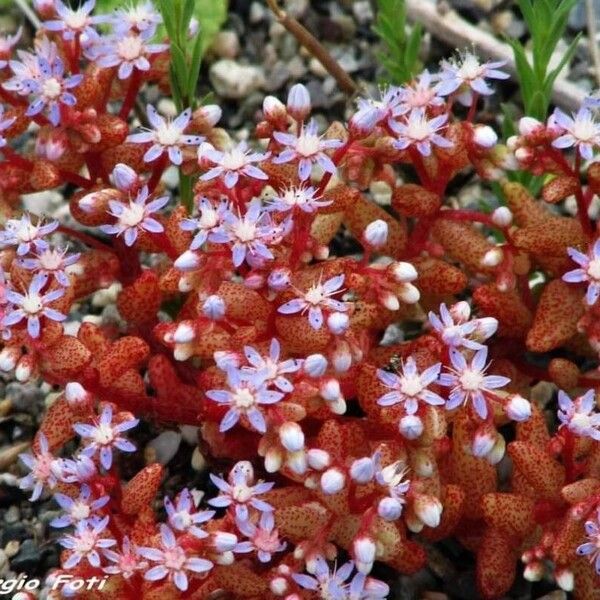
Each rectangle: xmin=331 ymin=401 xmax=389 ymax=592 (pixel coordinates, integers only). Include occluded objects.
xmin=119 ymin=69 xmax=143 ymax=120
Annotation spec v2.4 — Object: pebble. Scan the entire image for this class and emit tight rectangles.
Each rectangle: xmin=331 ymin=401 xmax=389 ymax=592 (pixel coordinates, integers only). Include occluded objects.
xmin=309 ymin=57 xmax=329 ymax=78
xmin=284 ymin=0 xmax=309 ymax=18
xmin=4 ymin=505 xmax=20 ymax=524
xmin=147 ymin=430 xmax=182 ymax=465
xmin=211 ymin=30 xmax=241 ymax=59
xmin=287 ymin=55 xmax=307 ymax=79
xmin=262 ymin=61 xmax=291 ymax=92
xmin=91 ymin=282 xmax=122 ymax=307
xmin=4 ymin=540 xmax=20 ymax=558
xmin=352 ymin=1 xmax=374 ymax=24
xmin=209 ymin=59 xmax=265 ymax=99
xmin=0 ymin=549 xmax=7 ymax=572
xmin=179 ymin=425 xmax=199 ymax=445
xmin=370 ymin=180 xmax=393 ymax=206
xmin=191 ymin=446 xmax=207 ymax=471
xmin=5 ymin=382 xmax=43 ymax=413
xmin=10 ymin=539 xmax=41 ymax=572
xmin=249 ymin=1 xmax=267 ymax=23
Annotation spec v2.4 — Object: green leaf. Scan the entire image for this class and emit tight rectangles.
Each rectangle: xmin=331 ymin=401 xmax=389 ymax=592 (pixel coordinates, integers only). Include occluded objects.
xmin=170 ymin=44 xmax=189 ymax=96
xmin=187 ymin=33 xmax=204 ymax=103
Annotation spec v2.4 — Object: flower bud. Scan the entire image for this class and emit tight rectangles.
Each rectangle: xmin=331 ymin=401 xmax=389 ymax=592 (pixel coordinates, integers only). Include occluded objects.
xmin=264 ymin=447 xmax=283 ymax=473
xmin=481 ymin=247 xmax=504 ymax=267
xmin=414 ymin=494 xmax=443 ymax=528
xmin=377 ymin=496 xmax=403 ymax=521
xmin=279 ymin=422 xmax=305 ymax=452
xmin=287 ymin=83 xmax=311 ymax=121
xmin=330 ymin=397 xmax=347 ymax=414
xmin=390 ymin=261 xmax=418 ymax=283
xmin=0 ymin=346 xmax=20 ymax=371
xmin=320 ymin=378 xmax=341 ymax=402
xmin=304 ymin=354 xmax=328 ymax=377
xmin=198 ymin=104 xmax=222 ymax=127
xmin=213 ymin=531 xmax=238 ymax=553
xmin=485 ymin=434 xmax=506 ymax=465
xmin=320 ymin=468 xmax=345 ymax=494
xmin=474 ymin=317 xmax=498 ymax=340
xmin=215 ymin=550 xmax=234 ymax=565
xmin=287 ymin=450 xmax=308 ymax=475
xmin=244 ymin=272 xmax=264 ymax=289
xmin=350 ymin=456 xmax=375 ymax=484
xmin=380 ymin=291 xmax=400 ymax=311
xmin=518 ymin=116 xmax=542 ymax=136
xmin=307 ymin=448 xmax=331 ymax=470
xmin=471 ymin=424 xmax=496 ymax=457
xmin=399 ymin=415 xmax=423 ymax=439
xmin=327 ymin=311 xmax=349 ymax=335
xmin=263 ymin=96 xmax=287 ymax=121
xmin=515 ymin=147 xmax=533 ymax=163
xmin=353 ymin=536 xmax=376 ymax=574
xmin=332 ymin=343 xmax=352 ymax=372
xmin=491 ymin=206 xmax=512 ymax=227
xmin=214 ymin=350 xmax=240 ymax=370
xmin=555 ymin=568 xmax=574 ymax=592
xmin=350 ymin=108 xmax=380 ymax=137
xmin=270 ymin=576 xmax=288 ymax=595
xmin=173 ymin=321 xmax=196 ymax=343
xmin=174 ymin=250 xmax=201 ymax=271
xmin=505 ymin=394 xmax=531 ymax=422
xmin=473 ymin=125 xmax=498 ymax=148
xmin=65 ymin=382 xmax=89 ymax=406
xmin=523 ymin=560 xmax=544 ymax=582
xmin=111 ymin=163 xmax=138 ymax=191
xmin=363 ymin=219 xmax=388 ymax=249
xmin=15 ymin=356 xmax=34 ymax=382
xmin=268 ymin=267 xmax=291 ymax=291
xmin=398 ymin=283 xmax=420 ymax=304
xmin=202 ymin=295 xmax=225 ymax=320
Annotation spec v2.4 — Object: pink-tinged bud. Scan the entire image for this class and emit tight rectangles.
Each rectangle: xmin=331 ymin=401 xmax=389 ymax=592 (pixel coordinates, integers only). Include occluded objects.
xmin=279 ymin=422 xmax=305 ymax=452
xmin=349 ymin=109 xmax=380 ymax=137
xmin=174 ymin=322 xmax=196 ymax=343
xmin=214 ymin=350 xmax=240 ymax=370
xmin=474 ymin=317 xmax=498 ymax=340
xmin=307 ymin=448 xmax=330 ymax=470
xmin=481 ymin=247 xmax=504 ymax=267
xmin=380 ymin=291 xmax=400 ymax=311
xmin=327 ymin=312 xmax=349 ymax=335
xmin=518 ymin=116 xmax=542 ymax=136
xmin=363 ymin=219 xmax=388 ymax=249
xmin=398 ymin=283 xmax=420 ymax=304
xmin=244 ymin=272 xmax=265 ymax=289
xmin=390 ymin=261 xmax=418 ymax=283
xmin=65 ymin=382 xmax=89 ymax=406
xmin=491 ymin=206 xmax=513 ymax=227
xmin=0 ymin=346 xmax=20 ymax=371
xmin=320 ymin=378 xmax=341 ymax=402
xmin=213 ymin=531 xmax=238 ymax=553
xmin=264 ymin=447 xmax=283 ymax=473
xmin=414 ymin=494 xmax=443 ymax=528
xmin=471 ymin=424 xmax=496 ymax=457
xmin=353 ymin=536 xmax=376 ymax=574
xmin=505 ymin=394 xmax=531 ymax=422
xmin=330 ymin=397 xmax=347 ymax=414
xmin=363 ymin=579 xmax=390 ymax=598
xmin=331 ymin=342 xmax=352 ymax=372
xmin=304 ymin=354 xmax=328 ymax=377
xmin=287 ymin=450 xmax=308 ymax=474
xmin=198 ymin=105 xmax=222 ymax=127
xmin=450 ymin=301 xmax=471 ymax=323
xmin=485 ymin=434 xmax=506 ymax=465
xmin=287 ymin=83 xmax=311 ymax=121
xmin=174 ymin=250 xmax=201 ymax=271
xmin=263 ymin=96 xmax=286 ymax=121
xmin=15 ymin=356 xmax=34 ymax=382
xmin=216 ymin=551 xmax=234 ymax=565
xmin=202 ymin=295 xmax=226 ymax=320
xmin=270 ymin=576 xmax=288 ymax=595
xmin=268 ymin=267 xmax=291 ymax=291
xmin=515 ymin=147 xmax=533 ymax=163
xmin=111 ymin=163 xmax=138 ymax=191
xmin=174 ymin=344 xmax=194 ymax=361
xmin=523 ymin=560 xmax=544 ymax=582
xmin=78 ymin=192 xmax=99 ymax=213
xmin=472 ymin=125 xmax=498 ymax=148
xmin=314 ymin=245 xmax=330 ymax=260
xmin=230 ymin=460 xmax=254 ymax=482
xmin=320 ymin=468 xmax=345 ymax=494
xmin=555 ymin=568 xmax=574 ymax=592
xmin=350 ymin=456 xmax=375 ymax=483
xmin=399 ymin=415 xmax=423 ymax=439
xmin=33 ymin=0 xmax=55 ymax=17
xmin=377 ymin=496 xmax=403 ymax=521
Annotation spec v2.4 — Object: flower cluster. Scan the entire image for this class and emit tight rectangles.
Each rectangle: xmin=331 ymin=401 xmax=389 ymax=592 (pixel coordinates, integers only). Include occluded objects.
xmin=1 ymin=1 xmax=600 ymax=599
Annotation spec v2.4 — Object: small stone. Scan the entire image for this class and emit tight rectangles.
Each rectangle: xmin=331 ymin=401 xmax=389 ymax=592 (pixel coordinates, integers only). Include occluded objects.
xmin=147 ymin=430 xmax=182 ymax=465
xmin=284 ymin=0 xmax=308 ymax=18
xmin=0 ymin=399 xmax=11 ymax=417
xmin=4 ymin=540 xmax=19 ymax=558
xmin=4 ymin=506 xmax=20 ymax=524
xmin=91 ymin=282 xmax=122 ymax=307
xmin=179 ymin=425 xmax=199 ymax=445
xmin=309 ymin=57 xmax=328 ymax=78
xmin=209 ymin=59 xmax=265 ymax=99
xmin=0 ymin=549 xmax=7 ymax=571
xmin=161 ymin=165 xmax=180 ymax=189
xmin=157 ymin=98 xmax=177 ymax=118
xmin=352 ymin=0 xmax=374 ymax=24
xmin=269 ymin=21 xmax=286 ymax=40
xmin=249 ymin=1 xmax=267 ymax=22
xmin=287 ymin=56 xmax=307 ymax=79
xmin=10 ymin=539 xmax=41 ymax=572
xmin=191 ymin=446 xmax=207 ymax=471
xmin=370 ymin=180 xmax=393 ymax=206
xmin=263 ymin=61 xmax=290 ymax=92
xmin=211 ymin=30 xmax=241 ymax=59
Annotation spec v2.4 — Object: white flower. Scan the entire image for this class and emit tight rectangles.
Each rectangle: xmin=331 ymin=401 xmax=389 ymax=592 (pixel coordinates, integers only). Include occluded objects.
xmin=390 ymin=109 xmax=453 ymax=156
xmin=552 ymin=107 xmax=600 ymax=160
xmin=200 ymin=141 xmax=269 ymax=188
